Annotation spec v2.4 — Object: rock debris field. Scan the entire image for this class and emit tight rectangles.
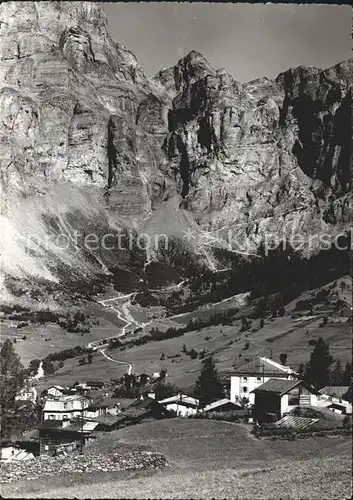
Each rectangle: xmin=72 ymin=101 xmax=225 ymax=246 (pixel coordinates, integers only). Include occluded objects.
xmin=0 ymin=451 xmax=168 ymax=484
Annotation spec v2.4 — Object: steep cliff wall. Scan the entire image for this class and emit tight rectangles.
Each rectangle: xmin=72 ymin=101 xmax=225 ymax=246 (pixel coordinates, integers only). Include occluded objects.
xmin=156 ymin=52 xmax=352 ymax=253
xmin=0 ymin=1 xmax=351 ymax=298
xmin=0 ymin=1 xmax=172 ymax=294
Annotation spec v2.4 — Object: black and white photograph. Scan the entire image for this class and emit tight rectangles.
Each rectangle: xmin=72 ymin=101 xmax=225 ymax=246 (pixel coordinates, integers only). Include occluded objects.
xmin=0 ymin=1 xmax=352 ymax=498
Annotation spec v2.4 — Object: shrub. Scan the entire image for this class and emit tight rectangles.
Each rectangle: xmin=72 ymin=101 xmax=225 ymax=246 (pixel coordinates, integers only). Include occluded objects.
xmin=44 ymin=345 xmax=86 ymax=363
xmin=192 ymin=409 xmax=248 ymax=422
xmin=17 ymin=321 xmax=29 ymax=329
xmin=189 ymin=349 xmax=198 ymax=360
xmin=239 ymin=316 xmax=251 ymax=332
xmin=278 ymin=307 xmax=285 ymax=317
xmin=294 ymin=299 xmax=312 ymax=311
xmin=42 ymin=359 xmax=55 ymax=375
xmin=319 ymin=316 xmax=329 ymax=327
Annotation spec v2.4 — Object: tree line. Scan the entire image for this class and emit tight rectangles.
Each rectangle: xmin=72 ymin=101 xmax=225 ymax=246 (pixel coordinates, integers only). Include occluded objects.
xmin=298 ymin=336 xmax=352 ymax=400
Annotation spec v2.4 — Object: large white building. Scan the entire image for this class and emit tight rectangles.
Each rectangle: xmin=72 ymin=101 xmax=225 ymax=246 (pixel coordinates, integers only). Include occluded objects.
xmin=230 ymin=356 xmax=298 ymax=405
xmin=42 ymin=395 xmax=92 ymax=421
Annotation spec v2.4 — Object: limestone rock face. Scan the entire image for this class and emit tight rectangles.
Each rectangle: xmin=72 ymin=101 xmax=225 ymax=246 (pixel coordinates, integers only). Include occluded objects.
xmin=0 ymin=1 xmax=166 ymax=203
xmin=0 ymin=1 xmax=351 ymax=292
xmin=156 ymin=55 xmax=352 ymax=253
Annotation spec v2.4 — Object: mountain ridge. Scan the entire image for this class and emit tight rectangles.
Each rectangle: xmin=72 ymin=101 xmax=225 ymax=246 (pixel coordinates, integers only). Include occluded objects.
xmin=0 ymin=1 xmax=351 ymax=302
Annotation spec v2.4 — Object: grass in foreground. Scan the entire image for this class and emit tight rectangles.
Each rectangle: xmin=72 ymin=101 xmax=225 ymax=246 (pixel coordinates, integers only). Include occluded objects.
xmin=5 ymin=455 xmax=350 ymax=499
xmin=2 ymin=419 xmax=351 ymax=499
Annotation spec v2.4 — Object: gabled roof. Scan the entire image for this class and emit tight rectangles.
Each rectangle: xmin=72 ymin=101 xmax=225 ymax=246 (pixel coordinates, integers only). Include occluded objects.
xmin=89 ymin=414 xmax=125 ymax=426
xmin=328 ymin=402 xmax=347 ymax=410
xmin=53 ymin=420 xmax=98 ymax=433
xmin=86 ymin=403 xmax=109 ymax=411
xmin=202 ymin=398 xmax=242 ymax=412
xmin=123 ymin=407 xmax=150 ymax=419
xmin=39 ymin=419 xmax=98 ymax=433
xmin=232 ymin=357 xmax=297 ymax=377
xmin=158 ymin=395 xmax=199 ymax=407
xmin=320 ymin=386 xmax=349 ymax=398
xmin=252 ymin=378 xmax=319 ymax=396
xmin=132 ymin=397 xmax=158 ymax=409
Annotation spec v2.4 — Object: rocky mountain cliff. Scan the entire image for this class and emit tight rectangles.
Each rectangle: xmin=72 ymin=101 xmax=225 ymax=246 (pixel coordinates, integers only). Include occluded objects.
xmin=0 ymin=1 xmax=351 ymax=300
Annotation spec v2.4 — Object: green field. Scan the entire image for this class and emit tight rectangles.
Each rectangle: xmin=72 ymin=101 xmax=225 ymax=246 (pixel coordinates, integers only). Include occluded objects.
xmin=90 ymin=276 xmax=351 ymax=391
xmin=35 ymin=351 xmax=127 ymax=391
xmin=1 ymin=305 xmax=125 ymax=368
xmin=3 ymin=419 xmax=352 ymax=499
xmin=4 ymin=277 xmax=351 ymax=394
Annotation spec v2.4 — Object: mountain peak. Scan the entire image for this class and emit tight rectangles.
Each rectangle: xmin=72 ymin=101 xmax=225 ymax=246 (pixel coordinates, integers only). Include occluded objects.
xmin=154 ymin=50 xmax=215 ymax=96
xmin=179 ymin=50 xmax=209 ymax=64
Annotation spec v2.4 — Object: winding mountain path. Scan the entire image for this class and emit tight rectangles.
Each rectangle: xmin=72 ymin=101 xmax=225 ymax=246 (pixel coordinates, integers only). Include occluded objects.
xmin=87 ymin=272 xmax=242 ymax=374
xmin=87 ymin=293 xmax=137 ymax=349
xmin=86 ymin=292 xmax=139 ymax=374
xmin=100 ymin=348 xmax=134 ymax=376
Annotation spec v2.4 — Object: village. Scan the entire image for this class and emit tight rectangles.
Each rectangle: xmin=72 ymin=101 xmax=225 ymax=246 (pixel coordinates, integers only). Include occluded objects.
xmin=1 ymin=349 xmax=351 ymax=468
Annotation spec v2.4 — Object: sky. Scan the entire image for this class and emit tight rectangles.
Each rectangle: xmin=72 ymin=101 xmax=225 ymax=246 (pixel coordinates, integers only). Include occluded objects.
xmin=103 ymin=2 xmax=352 ymax=82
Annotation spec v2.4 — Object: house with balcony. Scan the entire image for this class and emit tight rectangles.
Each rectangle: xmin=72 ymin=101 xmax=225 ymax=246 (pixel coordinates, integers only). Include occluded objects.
xmin=42 ymin=395 xmax=92 ymax=421
xmin=230 ymin=356 xmax=298 ymax=405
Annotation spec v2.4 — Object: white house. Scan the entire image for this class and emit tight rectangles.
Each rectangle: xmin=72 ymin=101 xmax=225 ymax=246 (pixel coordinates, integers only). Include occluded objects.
xmin=15 ymin=385 xmax=37 ymax=403
xmin=42 ymin=395 xmax=92 ymax=421
xmin=158 ymin=394 xmax=199 ymax=417
xmin=327 ymin=402 xmax=347 ymax=414
xmin=230 ymin=356 xmax=298 ymax=405
xmin=46 ymin=386 xmax=67 ymax=398
xmin=316 ymin=387 xmax=352 ymax=414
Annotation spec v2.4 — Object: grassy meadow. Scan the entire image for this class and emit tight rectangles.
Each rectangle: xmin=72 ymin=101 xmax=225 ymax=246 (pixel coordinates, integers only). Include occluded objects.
xmin=3 ymin=419 xmax=351 ymax=499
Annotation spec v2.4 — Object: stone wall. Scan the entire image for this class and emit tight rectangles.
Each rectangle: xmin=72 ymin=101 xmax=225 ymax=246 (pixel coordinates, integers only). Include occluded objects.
xmin=0 ymin=450 xmax=167 ymax=484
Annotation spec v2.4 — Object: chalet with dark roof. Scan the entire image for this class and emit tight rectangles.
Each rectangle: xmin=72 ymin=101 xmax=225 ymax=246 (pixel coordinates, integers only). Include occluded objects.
xmin=252 ymin=379 xmax=320 ymax=420
xmin=39 ymin=419 xmax=97 ymax=455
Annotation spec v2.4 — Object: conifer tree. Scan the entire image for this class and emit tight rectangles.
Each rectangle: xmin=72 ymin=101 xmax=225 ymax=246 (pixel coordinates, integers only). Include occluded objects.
xmin=304 ymin=337 xmax=333 ymax=389
xmin=0 ymin=340 xmax=26 ymax=441
xmin=330 ymin=359 xmax=343 ymax=385
xmin=341 ymin=362 xmax=352 ymax=386
xmin=194 ymin=356 xmax=224 ymax=407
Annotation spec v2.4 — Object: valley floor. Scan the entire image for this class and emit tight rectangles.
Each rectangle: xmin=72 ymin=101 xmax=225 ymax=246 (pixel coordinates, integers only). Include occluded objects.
xmin=2 ymin=419 xmax=352 ymax=499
